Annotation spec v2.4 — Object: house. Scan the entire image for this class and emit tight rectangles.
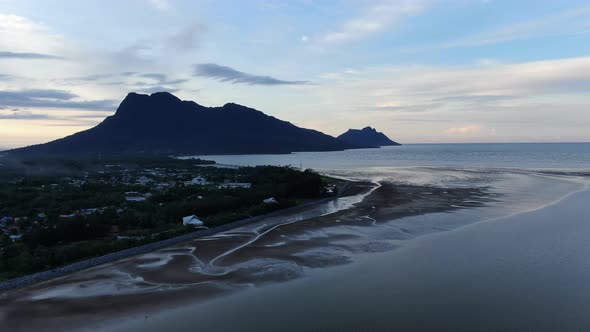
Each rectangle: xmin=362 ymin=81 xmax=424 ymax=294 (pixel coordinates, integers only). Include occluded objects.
xmin=184 ymin=176 xmax=209 ymax=186
xmin=125 ymin=191 xmax=147 ymax=202
xmin=182 ymin=215 xmax=204 ymax=227
xmin=0 ymin=216 xmax=13 ymax=224
xmin=9 ymin=234 xmax=22 ymax=242
xmin=218 ymin=182 xmax=252 ymax=189
xmin=263 ymin=197 xmax=278 ymax=204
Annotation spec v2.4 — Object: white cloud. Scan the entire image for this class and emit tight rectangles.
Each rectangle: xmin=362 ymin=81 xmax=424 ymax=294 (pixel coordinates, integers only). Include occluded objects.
xmin=0 ymin=14 xmax=65 ymax=54
xmin=444 ymin=124 xmax=483 ymax=135
xmin=388 ymin=5 xmax=590 ymax=56
xmin=444 ymin=5 xmax=590 ymax=48
xmin=319 ymin=0 xmax=431 ymax=44
xmin=307 ymin=56 xmax=590 ymax=141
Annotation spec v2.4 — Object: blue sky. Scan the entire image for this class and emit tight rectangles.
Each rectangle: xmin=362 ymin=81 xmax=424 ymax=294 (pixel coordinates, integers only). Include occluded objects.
xmin=1 ymin=0 xmax=590 ymax=147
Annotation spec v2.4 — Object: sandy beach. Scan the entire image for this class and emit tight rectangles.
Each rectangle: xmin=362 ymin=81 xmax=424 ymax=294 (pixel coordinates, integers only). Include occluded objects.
xmin=0 ymin=180 xmax=491 ymax=332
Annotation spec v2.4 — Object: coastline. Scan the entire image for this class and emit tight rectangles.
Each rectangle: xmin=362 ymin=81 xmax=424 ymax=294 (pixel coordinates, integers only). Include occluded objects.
xmin=0 ymin=180 xmax=492 ymax=332
xmin=113 ymin=183 xmax=590 ymax=332
xmin=0 ymin=181 xmax=352 ymax=292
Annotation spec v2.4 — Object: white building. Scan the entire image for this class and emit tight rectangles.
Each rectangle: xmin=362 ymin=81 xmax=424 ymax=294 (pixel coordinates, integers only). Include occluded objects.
xmin=184 ymin=176 xmax=209 ymax=186
xmin=9 ymin=234 xmax=22 ymax=242
xmin=263 ymin=197 xmax=278 ymax=204
xmin=182 ymin=215 xmax=204 ymax=227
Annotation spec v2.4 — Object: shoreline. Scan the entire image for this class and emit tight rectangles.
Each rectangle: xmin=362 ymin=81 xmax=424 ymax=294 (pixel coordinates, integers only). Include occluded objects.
xmin=0 ymin=179 xmax=492 ymax=331
xmin=0 ymin=182 xmax=352 ymax=292
xmin=115 ymin=184 xmax=590 ymax=332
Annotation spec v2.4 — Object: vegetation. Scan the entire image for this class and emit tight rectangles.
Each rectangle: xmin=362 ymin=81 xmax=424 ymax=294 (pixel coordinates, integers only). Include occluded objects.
xmin=0 ymin=155 xmax=340 ymax=281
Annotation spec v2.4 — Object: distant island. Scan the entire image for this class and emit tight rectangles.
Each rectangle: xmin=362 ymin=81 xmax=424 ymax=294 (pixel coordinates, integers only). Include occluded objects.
xmin=338 ymin=126 xmax=401 ymax=147
xmin=4 ymin=92 xmax=400 ymax=156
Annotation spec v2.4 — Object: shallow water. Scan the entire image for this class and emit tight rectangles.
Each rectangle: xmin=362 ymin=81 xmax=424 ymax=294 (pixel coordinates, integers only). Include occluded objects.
xmin=117 ymin=144 xmax=590 ymax=331
xmin=115 ymin=174 xmax=590 ymax=331
xmin=4 ymin=144 xmax=590 ymax=331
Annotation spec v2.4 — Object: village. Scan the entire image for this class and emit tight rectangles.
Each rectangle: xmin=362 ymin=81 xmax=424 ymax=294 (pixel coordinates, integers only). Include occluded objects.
xmin=0 ymin=156 xmax=335 ymax=280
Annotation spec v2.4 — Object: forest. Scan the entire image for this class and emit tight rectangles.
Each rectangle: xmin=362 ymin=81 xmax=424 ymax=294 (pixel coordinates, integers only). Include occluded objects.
xmin=0 ymin=156 xmax=338 ymax=280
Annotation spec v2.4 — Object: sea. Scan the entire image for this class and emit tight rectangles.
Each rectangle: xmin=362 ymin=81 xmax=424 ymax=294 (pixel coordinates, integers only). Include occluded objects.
xmin=195 ymin=142 xmax=590 ymax=170
xmin=126 ymin=143 xmax=590 ymax=331
xmin=95 ymin=143 xmax=590 ymax=331
xmin=123 ymin=143 xmax=590 ymax=330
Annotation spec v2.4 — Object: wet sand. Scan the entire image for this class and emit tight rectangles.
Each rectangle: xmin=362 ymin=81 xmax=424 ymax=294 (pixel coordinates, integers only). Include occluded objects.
xmin=0 ymin=181 xmax=491 ymax=332
xmin=116 ymin=178 xmax=590 ymax=331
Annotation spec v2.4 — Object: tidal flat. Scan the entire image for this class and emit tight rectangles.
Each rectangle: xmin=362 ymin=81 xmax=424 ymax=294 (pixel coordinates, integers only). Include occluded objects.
xmin=0 ymin=180 xmax=492 ymax=331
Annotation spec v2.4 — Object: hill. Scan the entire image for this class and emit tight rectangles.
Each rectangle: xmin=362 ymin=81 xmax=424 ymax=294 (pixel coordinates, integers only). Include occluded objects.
xmin=337 ymin=127 xmax=401 ymax=147
xmin=5 ymin=92 xmax=359 ymax=156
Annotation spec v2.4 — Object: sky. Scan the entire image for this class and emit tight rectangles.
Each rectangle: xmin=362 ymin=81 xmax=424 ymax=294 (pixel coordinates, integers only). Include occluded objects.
xmin=1 ymin=0 xmax=590 ymax=148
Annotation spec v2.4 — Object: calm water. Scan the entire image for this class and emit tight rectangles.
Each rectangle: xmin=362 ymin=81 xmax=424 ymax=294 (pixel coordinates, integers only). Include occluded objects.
xmin=126 ymin=186 xmax=590 ymax=331
xmin=114 ymin=143 xmax=590 ymax=331
xmin=195 ymin=143 xmax=590 ymax=170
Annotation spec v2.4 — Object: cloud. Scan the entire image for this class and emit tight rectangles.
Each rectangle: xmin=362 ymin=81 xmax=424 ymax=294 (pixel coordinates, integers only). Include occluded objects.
xmin=134 ymin=86 xmax=179 ymax=94
xmin=368 ymin=103 xmax=445 ymax=112
xmin=137 ymin=73 xmax=189 ymax=86
xmin=308 ymin=56 xmax=590 ymax=143
xmin=166 ymin=23 xmax=206 ymax=52
xmin=0 ymin=109 xmax=49 ymax=120
xmin=320 ymin=0 xmax=430 ymax=44
xmin=193 ymin=63 xmax=309 ymax=85
xmin=363 ymin=56 xmax=590 ymax=100
xmin=139 ymin=73 xmax=167 ymax=82
xmin=389 ymin=5 xmax=590 ymax=56
xmin=0 ymin=89 xmax=117 ymax=110
xmin=432 ymin=95 xmax=519 ymax=103
xmin=62 ymin=72 xmax=187 ymax=92
xmin=111 ymin=42 xmax=154 ymax=65
xmin=444 ymin=125 xmax=483 ymax=135
xmin=110 ymin=22 xmax=206 ymax=65
xmin=68 ymin=73 xmax=118 ymax=82
xmin=444 ymin=5 xmax=590 ymax=48
xmin=148 ymin=0 xmax=171 ymax=11
xmin=0 ymin=14 xmax=65 ymax=56
xmin=0 ymin=51 xmax=63 ymax=59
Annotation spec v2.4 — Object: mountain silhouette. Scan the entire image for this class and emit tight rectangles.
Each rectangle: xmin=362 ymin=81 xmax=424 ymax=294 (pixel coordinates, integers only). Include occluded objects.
xmin=338 ymin=126 xmax=401 ymax=147
xmin=6 ymin=92 xmax=361 ymax=156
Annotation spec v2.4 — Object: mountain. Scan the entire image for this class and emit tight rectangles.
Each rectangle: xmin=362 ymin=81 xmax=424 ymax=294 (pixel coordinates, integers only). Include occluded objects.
xmin=337 ymin=127 xmax=401 ymax=147
xmin=5 ymin=92 xmax=359 ymax=156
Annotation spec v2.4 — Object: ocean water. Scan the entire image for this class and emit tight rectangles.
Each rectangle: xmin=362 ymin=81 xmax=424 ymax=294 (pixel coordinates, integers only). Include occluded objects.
xmin=117 ymin=143 xmax=590 ymax=331
xmin=7 ymin=144 xmax=587 ymax=331
xmin=195 ymin=143 xmax=590 ymax=171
